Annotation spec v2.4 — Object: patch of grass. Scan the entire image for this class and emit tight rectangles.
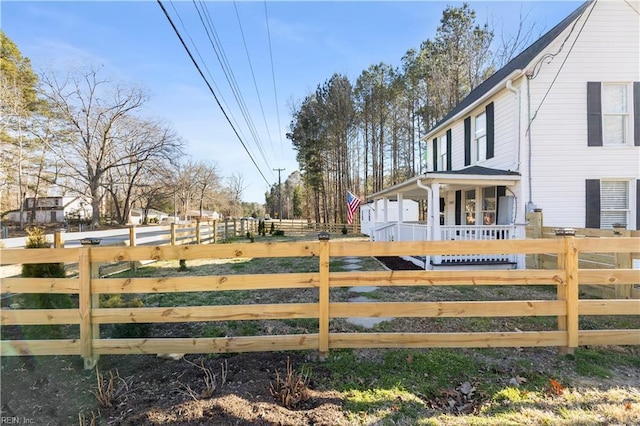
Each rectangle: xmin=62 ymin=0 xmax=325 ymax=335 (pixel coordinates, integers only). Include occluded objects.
xmin=325 ymin=349 xmax=477 ymax=398
xmin=227 ymin=320 xmax=260 ymax=336
xmin=282 ymin=318 xmax=319 ymax=332
xmin=201 ymin=325 xmax=226 ymax=338
xmin=571 ymin=347 xmax=640 ymax=378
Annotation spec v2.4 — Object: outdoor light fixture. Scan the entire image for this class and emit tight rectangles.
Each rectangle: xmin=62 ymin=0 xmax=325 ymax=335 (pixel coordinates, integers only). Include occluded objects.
xmin=318 ymin=231 xmax=330 ymax=241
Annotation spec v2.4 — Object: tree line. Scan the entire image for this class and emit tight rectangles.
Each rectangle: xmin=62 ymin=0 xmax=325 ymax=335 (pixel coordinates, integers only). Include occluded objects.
xmin=286 ymin=4 xmax=535 ymax=224
xmin=1 ymin=30 xmax=264 ymax=227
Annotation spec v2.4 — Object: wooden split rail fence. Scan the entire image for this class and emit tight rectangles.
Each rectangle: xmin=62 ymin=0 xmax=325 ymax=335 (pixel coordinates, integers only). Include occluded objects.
xmin=1 ymin=236 xmax=638 ymax=369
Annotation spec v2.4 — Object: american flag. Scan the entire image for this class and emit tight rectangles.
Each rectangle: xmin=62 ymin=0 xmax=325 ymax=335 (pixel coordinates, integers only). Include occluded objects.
xmin=346 ymin=191 xmax=361 ymax=225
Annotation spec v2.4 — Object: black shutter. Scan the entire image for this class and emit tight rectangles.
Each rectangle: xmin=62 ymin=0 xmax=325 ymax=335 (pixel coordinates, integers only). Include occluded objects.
xmin=585 ymin=179 xmax=601 ymax=228
xmin=634 ymin=82 xmax=640 ymax=146
xmin=439 ymin=197 xmax=446 ymax=225
xmin=455 ymin=190 xmax=462 ymax=225
xmin=587 ymin=82 xmax=603 ymax=146
xmin=446 ymin=129 xmax=452 ymax=171
xmin=464 ymin=117 xmax=471 ymax=166
xmin=486 ymin=102 xmax=495 ymax=159
xmin=432 ymin=138 xmax=438 ymax=171
xmin=636 ymin=180 xmax=640 ymax=230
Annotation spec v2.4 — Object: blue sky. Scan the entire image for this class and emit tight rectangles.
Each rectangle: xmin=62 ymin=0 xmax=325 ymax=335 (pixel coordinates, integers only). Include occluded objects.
xmin=2 ymin=1 xmax=581 ymax=203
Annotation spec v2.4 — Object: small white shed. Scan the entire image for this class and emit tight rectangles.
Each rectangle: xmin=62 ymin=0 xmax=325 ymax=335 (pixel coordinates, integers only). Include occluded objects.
xmin=360 ymin=199 xmax=419 ymax=236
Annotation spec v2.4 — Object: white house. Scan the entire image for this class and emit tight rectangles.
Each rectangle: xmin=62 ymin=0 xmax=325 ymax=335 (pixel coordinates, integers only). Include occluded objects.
xmin=5 ymin=195 xmax=92 ymax=223
xmin=360 ymin=199 xmax=419 ymax=237
xmin=368 ymin=0 xmax=639 ymax=268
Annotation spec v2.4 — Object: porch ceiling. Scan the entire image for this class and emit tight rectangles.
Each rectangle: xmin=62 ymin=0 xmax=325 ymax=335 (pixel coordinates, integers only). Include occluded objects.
xmin=367 ymin=166 xmax=521 ymax=201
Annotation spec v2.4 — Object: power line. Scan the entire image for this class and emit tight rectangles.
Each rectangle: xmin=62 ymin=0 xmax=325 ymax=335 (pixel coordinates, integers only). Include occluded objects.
xmin=167 ymin=1 xmax=251 ymax=147
xmin=233 ymin=1 xmax=275 ymax=157
xmin=193 ymin=0 xmax=274 ymax=177
xmin=527 ymin=0 xmax=596 ymax=132
xmin=156 ymin=0 xmax=270 ymax=186
xmin=264 ymin=1 xmax=284 ymax=156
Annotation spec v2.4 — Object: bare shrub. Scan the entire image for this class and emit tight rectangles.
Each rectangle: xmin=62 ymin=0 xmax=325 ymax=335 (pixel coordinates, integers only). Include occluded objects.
xmin=269 ymin=357 xmax=311 ymax=409
xmin=91 ymin=368 xmax=130 ymax=408
xmin=179 ymin=358 xmax=228 ymax=400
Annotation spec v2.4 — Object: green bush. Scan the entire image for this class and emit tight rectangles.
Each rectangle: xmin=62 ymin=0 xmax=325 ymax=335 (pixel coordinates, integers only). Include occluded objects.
xmin=342 ymin=225 xmax=348 ymax=235
xmin=269 ymin=222 xmax=275 ymax=234
xmin=101 ymin=295 xmax=151 ymax=338
xmin=20 ymin=227 xmax=72 ymax=339
xmin=273 ymin=230 xmax=285 ymax=237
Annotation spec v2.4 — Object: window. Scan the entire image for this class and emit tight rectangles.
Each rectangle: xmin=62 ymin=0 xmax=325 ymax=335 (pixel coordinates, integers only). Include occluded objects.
xmin=482 ymin=187 xmax=496 ymax=225
xmin=464 ymin=190 xmax=476 ymax=225
xmin=601 ymin=181 xmax=629 ymax=228
xmin=602 ymin=84 xmax=629 ymax=145
xmin=475 ymin=112 xmax=486 ymax=162
xmin=438 ymin=135 xmax=447 ymax=171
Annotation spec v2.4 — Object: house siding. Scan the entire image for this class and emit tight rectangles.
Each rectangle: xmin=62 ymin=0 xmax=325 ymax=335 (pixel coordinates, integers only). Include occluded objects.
xmin=526 ymin=0 xmax=640 ymax=228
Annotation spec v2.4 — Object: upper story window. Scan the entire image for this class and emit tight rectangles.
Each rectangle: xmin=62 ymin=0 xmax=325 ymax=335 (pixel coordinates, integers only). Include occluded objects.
xmin=438 ymin=135 xmax=447 ymax=171
xmin=602 ymin=84 xmax=629 ymax=145
xmin=475 ymin=112 xmax=486 ymax=162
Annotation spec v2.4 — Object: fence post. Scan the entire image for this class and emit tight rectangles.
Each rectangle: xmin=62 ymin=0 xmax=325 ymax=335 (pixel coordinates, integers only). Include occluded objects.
xmin=196 ymin=219 xmax=201 ymax=245
xmin=233 ymin=219 xmax=237 ymax=237
xmin=128 ymin=225 xmax=137 ymax=273
xmin=614 ymin=229 xmax=632 ymax=298
xmin=213 ymin=220 xmax=218 ymax=243
xmin=54 ymin=231 xmax=64 ymax=248
xmin=79 ymin=247 xmax=98 ymax=369
xmin=564 ymin=235 xmax=579 ymax=354
xmin=171 ymin=223 xmax=176 ymax=245
xmin=224 ymin=220 xmax=228 ymax=240
xmin=318 ymin=232 xmax=330 ymax=357
xmin=527 ymin=210 xmax=543 ymax=268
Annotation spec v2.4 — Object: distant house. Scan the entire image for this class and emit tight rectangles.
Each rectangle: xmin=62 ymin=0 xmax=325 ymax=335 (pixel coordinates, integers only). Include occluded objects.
xmin=368 ymin=0 xmax=639 ymax=268
xmin=5 ymin=195 xmax=92 ymax=223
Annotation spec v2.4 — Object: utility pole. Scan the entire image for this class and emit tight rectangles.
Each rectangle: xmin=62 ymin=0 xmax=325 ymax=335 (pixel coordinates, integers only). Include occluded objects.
xmin=273 ymin=168 xmax=285 ymax=222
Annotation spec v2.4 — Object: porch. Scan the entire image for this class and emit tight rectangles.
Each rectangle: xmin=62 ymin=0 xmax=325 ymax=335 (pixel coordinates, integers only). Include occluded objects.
xmin=366 ymin=167 xmax=524 ymax=269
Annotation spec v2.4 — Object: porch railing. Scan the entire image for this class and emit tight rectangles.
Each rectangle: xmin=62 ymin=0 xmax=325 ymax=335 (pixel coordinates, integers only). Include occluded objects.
xmin=372 ymin=223 xmax=521 ymax=266
xmin=439 ymin=225 xmax=518 ymax=264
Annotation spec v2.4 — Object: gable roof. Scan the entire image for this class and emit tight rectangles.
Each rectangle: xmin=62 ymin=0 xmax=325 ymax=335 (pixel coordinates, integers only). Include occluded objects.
xmin=427 ymin=0 xmax=592 ymax=136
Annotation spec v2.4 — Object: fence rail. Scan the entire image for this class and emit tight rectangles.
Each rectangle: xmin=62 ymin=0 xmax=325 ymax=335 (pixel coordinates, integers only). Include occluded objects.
xmin=1 ymin=237 xmax=638 ymax=369
xmin=526 ymin=211 xmax=640 ymax=298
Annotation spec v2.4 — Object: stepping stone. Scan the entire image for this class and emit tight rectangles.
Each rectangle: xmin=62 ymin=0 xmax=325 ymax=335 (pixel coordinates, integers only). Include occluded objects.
xmin=349 ymin=286 xmax=378 ymax=293
xmin=345 ymin=296 xmax=394 ymax=328
xmin=341 ymin=263 xmax=362 ymax=271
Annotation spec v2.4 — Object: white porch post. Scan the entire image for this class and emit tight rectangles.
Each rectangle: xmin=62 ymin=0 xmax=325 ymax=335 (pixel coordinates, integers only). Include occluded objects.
xmin=397 ymin=192 xmax=403 ymax=239
xmin=432 ymin=183 xmax=440 ymax=241
xmin=383 ymin=197 xmax=389 ymax=223
xmin=475 ymin=185 xmax=482 ymax=226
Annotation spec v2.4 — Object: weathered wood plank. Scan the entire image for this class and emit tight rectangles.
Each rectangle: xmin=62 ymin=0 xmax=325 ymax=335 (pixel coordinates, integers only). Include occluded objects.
xmin=579 ymin=269 xmax=640 ymax=285
xmin=1 ymin=339 xmax=81 ymax=356
xmin=318 ymin=239 xmax=330 ymax=353
xmin=329 ymin=331 xmax=566 ymax=349
xmin=89 ymin=241 xmax=321 ymax=262
xmin=78 ymin=247 xmax=93 ymax=366
xmin=577 ymin=237 xmax=638 ymax=253
xmin=92 ymin=304 xmax=318 ymax=324
xmin=565 ymin=238 xmax=579 ymax=349
xmin=1 ymin=278 xmax=80 ymax=294
xmin=93 ymin=335 xmax=318 ymax=355
xmin=92 ymin=273 xmax=319 ymax=294
xmin=329 ymin=239 xmax=563 ymax=257
xmin=579 ymin=330 xmax=640 ymax=346
xmin=0 ymin=248 xmax=79 ymax=265
xmin=579 ymin=300 xmax=640 ymax=316
xmin=330 ymin=301 xmax=565 ymax=318
xmin=1 ymin=309 xmax=80 ymax=325
xmin=330 ymin=270 xmax=565 ymax=287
